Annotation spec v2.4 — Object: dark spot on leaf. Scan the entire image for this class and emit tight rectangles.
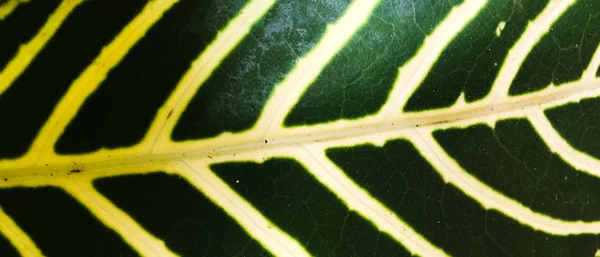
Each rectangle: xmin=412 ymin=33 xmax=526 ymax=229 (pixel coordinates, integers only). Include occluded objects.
xmin=71 ymin=169 xmax=82 ymax=174
xmin=167 ymin=110 xmax=173 ymax=119
xmin=208 ymin=156 xmax=213 ymax=159
xmin=265 ymin=140 xmax=268 ymax=144
xmin=3 ymin=178 xmax=6 ymax=181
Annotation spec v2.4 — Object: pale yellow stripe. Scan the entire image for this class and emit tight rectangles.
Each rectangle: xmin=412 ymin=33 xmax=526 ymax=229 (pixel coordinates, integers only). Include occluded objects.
xmin=582 ymin=44 xmax=600 ymax=81
xmin=0 ymin=206 xmax=44 ymax=256
xmin=0 ymin=0 xmax=82 ymax=95
xmin=489 ymin=0 xmax=576 ymax=101
xmin=63 ymin=181 xmax=178 ymax=257
xmin=150 ymin=0 xmax=276 ymax=152
xmin=529 ymin=108 xmax=600 ymax=178
xmin=0 ymin=0 xmax=28 ymax=21
xmin=296 ymin=147 xmax=448 ymax=257
xmin=255 ymin=0 xmax=382 ymax=136
xmin=380 ymin=0 xmax=486 ymax=119
xmin=179 ymin=160 xmax=311 ymax=257
xmin=412 ymin=129 xmax=600 ymax=234
xmin=28 ymin=0 xmax=179 ymax=166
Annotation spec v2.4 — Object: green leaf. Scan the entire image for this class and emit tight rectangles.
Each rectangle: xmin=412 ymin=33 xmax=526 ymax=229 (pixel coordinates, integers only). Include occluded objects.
xmin=0 ymin=0 xmax=599 ymax=256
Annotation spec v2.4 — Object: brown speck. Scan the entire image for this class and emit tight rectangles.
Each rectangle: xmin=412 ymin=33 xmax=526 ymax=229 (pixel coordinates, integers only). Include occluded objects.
xmin=45 ymin=164 xmax=49 ymax=167
xmin=50 ymin=174 xmax=53 ymax=176
xmin=167 ymin=110 xmax=173 ymax=119
xmin=265 ymin=140 xmax=268 ymax=144
xmin=267 ymin=225 xmax=272 ymax=229
xmin=3 ymin=178 xmax=6 ymax=182
xmin=208 ymin=156 xmax=213 ymax=159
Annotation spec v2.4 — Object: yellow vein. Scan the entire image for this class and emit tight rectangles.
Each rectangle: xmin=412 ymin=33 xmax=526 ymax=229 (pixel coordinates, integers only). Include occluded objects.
xmin=63 ymin=181 xmax=177 ymax=257
xmin=255 ymin=0 xmax=382 ymax=137
xmin=150 ymin=0 xmax=276 ymax=151
xmin=489 ymin=0 xmax=575 ymax=101
xmin=583 ymin=44 xmax=600 ymax=81
xmin=528 ymin=108 xmax=600 ymax=178
xmin=380 ymin=0 xmax=487 ymax=119
xmin=238 ymin=77 xmax=600 ymax=157
xmin=180 ymin=160 xmax=312 ymax=257
xmin=29 ymin=0 xmax=178 ymax=165
xmin=411 ymin=129 xmax=600 ymax=235
xmin=0 ymin=206 xmax=44 ymax=256
xmin=0 ymin=74 xmax=598 ymax=176
xmin=0 ymin=0 xmax=82 ymax=95
xmin=151 ymin=0 xmax=479 ymax=155
xmin=0 ymin=0 xmax=27 ymax=20
xmin=297 ymin=147 xmax=449 ymax=257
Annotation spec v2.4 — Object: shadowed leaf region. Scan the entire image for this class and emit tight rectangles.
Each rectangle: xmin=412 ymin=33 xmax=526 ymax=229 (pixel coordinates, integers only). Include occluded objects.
xmin=0 ymin=0 xmax=147 ymax=159
xmin=95 ymin=172 xmax=271 ymax=257
xmin=0 ymin=231 xmax=18 ymax=257
xmin=54 ymin=0 xmax=248 ymax=154
xmin=545 ymin=96 xmax=600 ymax=159
xmin=326 ymin=139 xmax=600 ymax=257
xmin=434 ymin=119 xmax=600 ymax=221
xmin=0 ymin=187 xmax=138 ymax=256
xmin=0 ymin=0 xmax=60 ymax=72
xmin=212 ymin=158 xmax=412 ymax=257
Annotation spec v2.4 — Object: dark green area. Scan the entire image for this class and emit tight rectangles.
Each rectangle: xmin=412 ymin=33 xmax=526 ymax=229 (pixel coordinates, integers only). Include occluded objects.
xmin=284 ymin=0 xmax=462 ymax=126
xmin=597 ymin=65 xmax=600 ymax=76
xmin=509 ymin=0 xmax=600 ymax=95
xmin=211 ymin=158 xmax=412 ymax=257
xmin=0 ymin=0 xmax=146 ymax=159
xmin=0 ymin=0 xmax=61 ymax=72
xmin=545 ymin=96 xmax=600 ymax=159
xmin=0 ymin=186 xmax=138 ymax=257
xmin=434 ymin=118 xmax=600 ymax=221
xmin=54 ymin=0 xmax=247 ymax=154
xmin=94 ymin=172 xmax=271 ymax=257
xmin=326 ymin=139 xmax=600 ymax=257
xmin=0 ymin=231 xmax=19 ymax=257
xmin=172 ymin=0 xmax=351 ymax=141
xmin=404 ymin=0 xmax=549 ymax=111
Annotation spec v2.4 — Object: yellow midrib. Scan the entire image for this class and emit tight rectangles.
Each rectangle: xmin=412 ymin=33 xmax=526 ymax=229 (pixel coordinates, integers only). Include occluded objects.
xmin=0 ymin=77 xmax=597 ymax=184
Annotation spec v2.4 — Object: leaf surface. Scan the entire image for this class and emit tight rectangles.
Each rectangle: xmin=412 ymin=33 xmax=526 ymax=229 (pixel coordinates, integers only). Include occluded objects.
xmin=1 ymin=0 xmax=600 ymax=256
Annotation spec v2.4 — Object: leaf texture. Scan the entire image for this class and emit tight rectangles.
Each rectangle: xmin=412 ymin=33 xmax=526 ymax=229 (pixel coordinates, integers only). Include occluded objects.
xmin=0 ymin=0 xmax=600 ymax=256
